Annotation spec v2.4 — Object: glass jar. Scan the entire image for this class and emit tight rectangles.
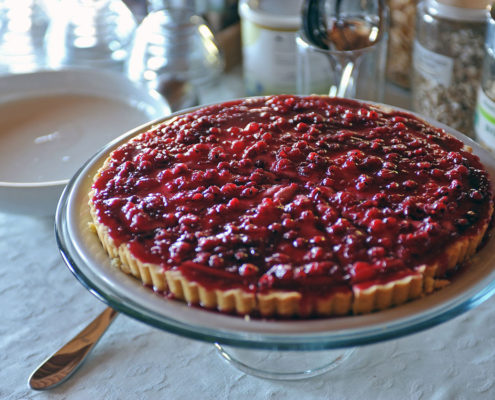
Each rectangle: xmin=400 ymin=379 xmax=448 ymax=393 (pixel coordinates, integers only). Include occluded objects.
xmin=475 ymin=5 xmax=495 ymax=151
xmin=412 ymin=0 xmax=489 ymax=138
xmin=239 ymin=0 xmax=303 ymax=96
xmin=0 ymin=0 xmax=50 ymax=75
xmin=45 ymin=0 xmax=137 ymax=72
xmin=125 ymin=8 xmax=224 ymax=101
xmin=386 ymin=0 xmax=417 ymax=89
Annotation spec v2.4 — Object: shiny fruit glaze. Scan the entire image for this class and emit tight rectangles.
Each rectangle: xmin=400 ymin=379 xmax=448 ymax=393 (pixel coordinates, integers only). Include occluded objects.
xmin=91 ymin=95 xmax=492 ymax=300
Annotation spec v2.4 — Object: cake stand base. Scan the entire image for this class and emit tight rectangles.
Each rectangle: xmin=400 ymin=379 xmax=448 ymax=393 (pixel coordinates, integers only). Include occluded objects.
xmin=214 ymin=344 xmax=355 ymax=380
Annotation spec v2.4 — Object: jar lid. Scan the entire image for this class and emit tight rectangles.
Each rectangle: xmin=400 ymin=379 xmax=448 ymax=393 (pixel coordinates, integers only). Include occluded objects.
xmin=427 ymin=0 xmax=490 ymax=21
xmin=238 ymin=0 xmax=303 ymax=29
xmin=437 ymin=0 xmax=490 ymax=8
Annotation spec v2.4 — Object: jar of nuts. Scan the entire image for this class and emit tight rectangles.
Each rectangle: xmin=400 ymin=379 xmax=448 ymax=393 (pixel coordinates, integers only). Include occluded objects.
xmin=412 ymin=0 xmax=490 ymax=138
xmin=475 ymin=5 xmax=495 ymax=150
xmin=386 ymin=0 xmax=417 ymax=89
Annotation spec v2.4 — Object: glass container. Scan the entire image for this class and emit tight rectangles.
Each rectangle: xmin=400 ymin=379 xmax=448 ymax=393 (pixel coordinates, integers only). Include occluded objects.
xmin=0 ymin=0 xmax=50 ymax=74
xmin=296 ymin=0 xmax=388 ymax=102
xmin=45 ymin=0 xmax=137 ymax=72
xmin=125 ymin=7 xmax=223 ymax=108
xmin=239 ymin=0 xmax=304 ymax=96
xmin=412 ymin=0 xmax=490 ymax=138
xmin=475 ymin=5 xmax=495 ymax=151
xmin=386 ymin=0 xmax=417 ymax=88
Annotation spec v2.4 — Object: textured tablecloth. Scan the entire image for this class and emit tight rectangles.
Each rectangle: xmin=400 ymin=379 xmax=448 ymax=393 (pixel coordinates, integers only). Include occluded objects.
xmin=1 ymin=211 xmax=495 ymax=400
xmin=1 ymin=77 xmax=495 ymax=400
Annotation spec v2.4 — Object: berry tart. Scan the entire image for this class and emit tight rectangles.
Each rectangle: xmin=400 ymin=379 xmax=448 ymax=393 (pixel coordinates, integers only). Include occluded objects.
xmin=89 ymin=95 xmax=493 ymax=318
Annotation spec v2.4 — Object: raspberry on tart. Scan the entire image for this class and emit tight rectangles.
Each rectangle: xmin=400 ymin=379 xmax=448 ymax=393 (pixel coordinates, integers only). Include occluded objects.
xmin=89 ymin=95 xmax=493 ymax=318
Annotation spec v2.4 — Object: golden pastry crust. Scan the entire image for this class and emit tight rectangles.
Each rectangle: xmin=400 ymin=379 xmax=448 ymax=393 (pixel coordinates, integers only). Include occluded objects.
xmin=352 ymin=219 xmax=490 ymax=315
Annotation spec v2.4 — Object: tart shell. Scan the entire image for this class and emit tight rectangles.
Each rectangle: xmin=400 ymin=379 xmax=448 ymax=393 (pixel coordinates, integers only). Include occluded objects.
xmin=87 ymin=96 xmax=494 ymax=318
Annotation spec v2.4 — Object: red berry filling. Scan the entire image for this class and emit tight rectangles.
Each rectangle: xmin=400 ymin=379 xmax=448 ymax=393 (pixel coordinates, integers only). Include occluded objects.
xmin=91 ymin=95 xmax=492 ymax=298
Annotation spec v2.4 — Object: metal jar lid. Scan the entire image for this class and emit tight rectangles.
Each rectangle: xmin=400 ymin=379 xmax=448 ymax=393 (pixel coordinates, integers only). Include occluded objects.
xmin=437 ymin=0 xmax=490 ymax=8
xmin=427 ymin=0 xmax=490 ymax=21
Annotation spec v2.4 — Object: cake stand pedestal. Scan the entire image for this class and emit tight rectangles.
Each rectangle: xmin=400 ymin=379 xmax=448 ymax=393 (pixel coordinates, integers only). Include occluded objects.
xmin=214 ymin=344 xmax=355 ymax=380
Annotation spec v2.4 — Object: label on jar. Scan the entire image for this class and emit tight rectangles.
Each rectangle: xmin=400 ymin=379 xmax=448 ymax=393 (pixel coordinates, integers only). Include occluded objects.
xmin=475 ymin=87 xmax=495 ymax=150
xmin=241 ymin=19 xmax=298 ymax=96
xmin=413 ymin=40 xmax=454 ymax=87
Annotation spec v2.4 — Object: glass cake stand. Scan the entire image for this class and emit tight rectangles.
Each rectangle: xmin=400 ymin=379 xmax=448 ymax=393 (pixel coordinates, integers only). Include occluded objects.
xmin=55 ymin=106 xmax=495 ymax=380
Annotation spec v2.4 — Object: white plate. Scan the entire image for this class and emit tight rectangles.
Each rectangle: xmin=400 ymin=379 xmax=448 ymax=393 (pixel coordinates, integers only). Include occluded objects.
xmin=56 ymin=101 xmax=495 ymax=350
xmin=0 ymin=68 xmax=170 ymax=216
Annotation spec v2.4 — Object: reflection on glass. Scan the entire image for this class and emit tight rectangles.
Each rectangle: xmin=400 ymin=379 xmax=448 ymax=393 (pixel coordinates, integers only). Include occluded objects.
xmin=297 ymin=0 xmax=388 ymax=102
xmin=0 ymin=0 xmax=50 ymax=74
xmin=44 ymin=0 xmax=136 ymax=72
xmin=126 ymin=8 xmax=224 ymax=88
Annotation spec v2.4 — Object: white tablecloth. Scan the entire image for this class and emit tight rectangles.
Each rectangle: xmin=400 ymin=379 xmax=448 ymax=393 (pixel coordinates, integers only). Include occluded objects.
xmin=1 ymin=75 xmax=495 ymax=400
